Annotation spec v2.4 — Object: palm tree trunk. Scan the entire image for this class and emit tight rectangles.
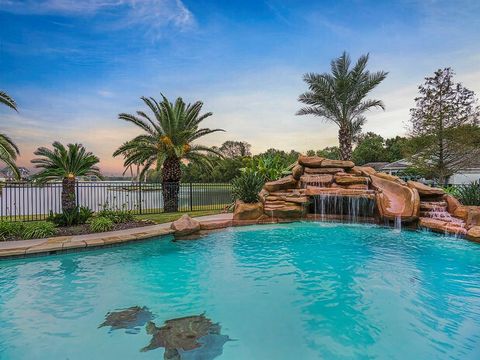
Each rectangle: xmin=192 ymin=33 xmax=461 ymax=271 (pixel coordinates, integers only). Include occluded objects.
xmin=162 ymin=157 xmax=182 ymax=212
xmin=338 ymin=125 xmax=353 ymax=160
xmin=61 ymin=176 xmax=76 ymax=212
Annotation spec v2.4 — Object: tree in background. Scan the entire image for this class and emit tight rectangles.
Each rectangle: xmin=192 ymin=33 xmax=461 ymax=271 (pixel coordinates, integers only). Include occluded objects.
xmin=114 ymin=95 xmax=223 ymax=212
xmin=219 ymin=140 xmax=251 ymax=158
xmin=408 ymin=68 xmax=480 ymax=184
xmin=297 ymin=52 xmax=387 ymax=160
xmin=31 ymin=142 xmax=102 ymax=212
xmin=352 ymin=133 xmax=385 ymax=164
xmin=0 ymin=90 xmax=20 ymax=179
xmin=316 ymin=146 xmax=341 ymax=160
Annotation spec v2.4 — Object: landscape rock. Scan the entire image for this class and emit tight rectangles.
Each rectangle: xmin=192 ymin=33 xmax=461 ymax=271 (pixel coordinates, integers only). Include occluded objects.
xmin=298 ymin=155 xmax=324 ymax=168
xmin=334 ymin=175 xmax=369 ymax=185
xmin=444 ymin=194 xmax=461 ymax=214
xmin=347 ymin=184 xmax=369 ymax=190
xmin=466 ymin=208 xmax=480 ymax=228
xmin=320 ymin=159 xmax=355 ymax=169
xmin=233 ymin=200 xmax=264 ymax=221
xmin=258 ymin=189 xmax=269 ymax=203
xmin=264 ymin=175 xmax=298 ymax=192
xmin=374 ymin=172 xmax=406 ymax=184
xmin=407 ymin=181 xmax=445 ymax=197
xmin=467 ymin=226 xmax=480 ymax=242
xmin=354 ymin=166 xmax=376 ymax=176
xmin=304 ymin=167 xmax=345 ymax=175
xmin=291 ymin=164 xmax=304 ymax=180
xmin=265 ymin=205 xmax=305 ymax=219
xmin=419 ymin=217 xmax=467 ymax=236
xmin=300 ymin=174 xmax=333 ymax=186
xmin=170 ymin=214 xmax=201 ymax=236
xmin=453 ymin=206 xmax=469 ymax=220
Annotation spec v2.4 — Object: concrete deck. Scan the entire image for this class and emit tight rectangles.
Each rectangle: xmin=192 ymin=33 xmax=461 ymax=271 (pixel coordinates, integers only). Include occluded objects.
xmin=0 ymin=213 xmax=234 ymax=259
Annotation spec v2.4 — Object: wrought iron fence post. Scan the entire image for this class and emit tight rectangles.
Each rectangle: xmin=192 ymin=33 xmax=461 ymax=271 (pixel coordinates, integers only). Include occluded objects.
xmin=189 ymin=183 xmax=193 ymax=212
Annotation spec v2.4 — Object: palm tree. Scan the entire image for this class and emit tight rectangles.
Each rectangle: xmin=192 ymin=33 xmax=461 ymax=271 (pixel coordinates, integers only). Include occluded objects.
xmin=31 ymin=142 xmax=103 ymax=212
xmin=114 ymin=95 xmax=224 ymax=212
xmin=0 ymin=90 xmax=20 ymax=179
xmin=297 ymin=52 xmax=387 ymax=160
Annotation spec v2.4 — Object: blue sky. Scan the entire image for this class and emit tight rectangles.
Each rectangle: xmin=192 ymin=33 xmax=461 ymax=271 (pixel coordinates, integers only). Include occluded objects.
xmin=1 ymin=0 xmax=479 ymax=174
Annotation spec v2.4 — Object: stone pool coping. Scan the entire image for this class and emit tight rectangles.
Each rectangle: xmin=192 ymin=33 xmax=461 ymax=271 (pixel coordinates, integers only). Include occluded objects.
xmin=0 ymin=213 xmax=235 ymax=259
xmin=2 ymin=212 xmax=478 ymax=260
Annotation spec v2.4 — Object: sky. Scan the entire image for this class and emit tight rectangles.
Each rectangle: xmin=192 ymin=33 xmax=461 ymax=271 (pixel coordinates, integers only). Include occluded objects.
xmin=0 ymin=0 xmax=479 ymax=175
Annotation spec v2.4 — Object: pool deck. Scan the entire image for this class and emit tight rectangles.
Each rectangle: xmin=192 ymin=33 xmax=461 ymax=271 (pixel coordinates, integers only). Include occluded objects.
xmin=0 ymin=213 xmax=235 ymax=259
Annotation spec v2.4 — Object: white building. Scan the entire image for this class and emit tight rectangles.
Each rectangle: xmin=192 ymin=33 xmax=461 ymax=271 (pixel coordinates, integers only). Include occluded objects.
xmin=380 ymin=159 xmax=480 ymax=184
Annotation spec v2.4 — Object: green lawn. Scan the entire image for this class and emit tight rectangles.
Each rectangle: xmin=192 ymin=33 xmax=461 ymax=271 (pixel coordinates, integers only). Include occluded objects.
xmin=135 ymin=210 xmax=225 ymax=224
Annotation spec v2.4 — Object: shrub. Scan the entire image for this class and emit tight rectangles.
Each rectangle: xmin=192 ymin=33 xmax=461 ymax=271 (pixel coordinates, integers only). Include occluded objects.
xmin=243 ymin=154 xmax=290 ymax=182
xmin=97 ymin=205 xmax=134 ymax=224
xmin=21 ymin=222 xmax=56 ymax=239
xmin=232 ymin=171 xmax=265 ymax=203
xmin=0 ymin=221 xmax=25 ymax=240
xmin=89 ymin=216 xmax=114 ymax=233
xmin=48 ymin=206 xmax=93 ymax=227
xmin=454 ymin=181 xmax=480 ymax=206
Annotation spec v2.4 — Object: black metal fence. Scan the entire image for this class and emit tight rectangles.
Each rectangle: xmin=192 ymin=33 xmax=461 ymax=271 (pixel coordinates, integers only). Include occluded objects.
xmin=0 ymin=182 xmax=233 ymax=221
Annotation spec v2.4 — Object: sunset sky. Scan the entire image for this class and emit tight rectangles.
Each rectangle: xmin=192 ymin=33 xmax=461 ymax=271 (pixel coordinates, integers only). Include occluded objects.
xmin=1 ymin=0 xmax=479 ymax=175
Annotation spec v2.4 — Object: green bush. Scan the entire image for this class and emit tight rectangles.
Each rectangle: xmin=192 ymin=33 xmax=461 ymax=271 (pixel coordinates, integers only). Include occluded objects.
xmin=48 ymin=206 xmax=93 ymax=227
xmin=454 ymin=181 xmax=480 ymax=206
xmin=0 ymin=221 xmax=56 ymax=240
xmin=243 ymin=154 xmax=290 ymax=182
xmin=232 ymin=171 xmax=265 ymax=203
xmin=97 ymin=205 xmax=134 ymax=224
xmin=0 ymin=221 xmax=25 ymax=240
xmin=89 ymin=216 xmax=114 ymax=233
xmin=21 ymin=222 xmax=56 ymax=239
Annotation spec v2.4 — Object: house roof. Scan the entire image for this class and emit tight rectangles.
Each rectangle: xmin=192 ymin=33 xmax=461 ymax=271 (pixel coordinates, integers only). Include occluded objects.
xmin=362 ymin=162 xmax=390 ymax=171
xmin=380 ymin=157 xmax=480 ymax=172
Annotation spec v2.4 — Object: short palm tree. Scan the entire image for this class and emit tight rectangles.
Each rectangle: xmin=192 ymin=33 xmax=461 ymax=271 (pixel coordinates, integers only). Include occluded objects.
xmin=297 ymin=52 xmax=387 ymax=160
xmin=114 ymin=95 xmax=224 ymax=212
xmin=0 ymin=90 xmax=20 ymax=179
xmin=31 ymin=142 xmax=103 ymax=212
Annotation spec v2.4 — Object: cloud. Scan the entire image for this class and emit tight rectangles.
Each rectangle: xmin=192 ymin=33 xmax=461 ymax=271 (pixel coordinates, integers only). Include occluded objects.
xmin=0 ymin=0 xmax=195 ymax=37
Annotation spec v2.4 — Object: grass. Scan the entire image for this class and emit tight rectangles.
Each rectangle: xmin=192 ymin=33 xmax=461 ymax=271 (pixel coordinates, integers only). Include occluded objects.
xmin=135 ymin=209 xmax=225 ymax=224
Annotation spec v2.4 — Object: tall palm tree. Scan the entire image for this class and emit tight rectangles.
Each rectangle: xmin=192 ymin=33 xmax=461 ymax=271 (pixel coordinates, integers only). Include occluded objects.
xmin=31 ymin=142 xmax=103 ymax=212
xmin=0 ymin=90 xmax=20 ymax=179
xmin=297 ymin=52 xmax=387 ymax=160
xmin=114 ymin=95 xmax=224 ymax=212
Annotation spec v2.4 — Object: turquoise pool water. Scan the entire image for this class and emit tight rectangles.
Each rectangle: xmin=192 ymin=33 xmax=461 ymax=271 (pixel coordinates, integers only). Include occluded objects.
xmin=1 ymin=222 xmax=480 ymax=359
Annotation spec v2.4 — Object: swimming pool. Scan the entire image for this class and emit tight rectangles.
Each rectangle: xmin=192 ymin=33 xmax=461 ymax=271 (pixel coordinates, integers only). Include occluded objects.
xmin=1 ymin=222 xmax=479 ymax=359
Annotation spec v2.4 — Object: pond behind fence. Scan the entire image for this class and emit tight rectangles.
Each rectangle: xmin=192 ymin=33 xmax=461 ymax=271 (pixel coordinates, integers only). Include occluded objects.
xmin=0 ymin=182 xmax=233 ymax=221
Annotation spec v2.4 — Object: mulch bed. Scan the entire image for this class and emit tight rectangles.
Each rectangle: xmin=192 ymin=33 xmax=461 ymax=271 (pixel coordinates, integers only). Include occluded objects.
xmin=54 ymin=220 xmax=156 ymax=237
xmin=2 ymin=220 xmax=157 ymax=241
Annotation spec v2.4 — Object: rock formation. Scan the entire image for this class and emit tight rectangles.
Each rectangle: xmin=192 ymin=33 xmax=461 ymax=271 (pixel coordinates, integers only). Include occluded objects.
xmin=171 ymin=214 xmax=201 ymax=237
xmin=232 ymin=155 xmax=480 ymax=241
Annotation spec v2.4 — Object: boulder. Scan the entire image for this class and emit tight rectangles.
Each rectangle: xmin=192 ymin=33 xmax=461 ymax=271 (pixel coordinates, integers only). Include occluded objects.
xmin=304 ymin=167 xmax=345 ymax=175
xmin=444 ymin=194 xmax=461 ymax=214
xmin=466 ymin=208 xmax=480 ymax=228
xmin=233 ymin=200 xmax=264 ymax=221
xmin=258 ymin=189 xmax=269 ymax=204
xmin=266 ymin=205 xmax=305 ymax=219
xmin=453 ymin=206 xmax=469 ymax=221
xmin=292 ymin=164 xmax=304 ymax=180
xmin=374 ymin=172 xmax=406 ymax=184
xmin=334 ymin=175 xmax=369 ymax=185
xmin=171 ymin=214 xmax=201 ymax=236
xmin=354 ymin=166 xmax=376 ymax=176
xmin=407 ymin=181 xmax=445 ymax=197
xmin=298 ymin=155 xmax=324 ymax=168
xmin=320 ymin=159 xmax=355 ymax=169
xmin=347 ymin=184 xmax=369 ymax=190
xmin=263 ymin=175 xmax=298 ymax=192
xmin=419 ymin=217 xmax=467 ymax=236
xmin=300 ymin=174 xmax=333 ymax=186
xmin=370 ymin=174 xmax=420 ymax=221
xmin=467 ymin=226 xmax=480 ymax=242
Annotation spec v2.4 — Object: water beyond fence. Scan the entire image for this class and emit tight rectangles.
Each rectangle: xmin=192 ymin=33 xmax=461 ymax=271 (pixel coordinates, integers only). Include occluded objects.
xmin=0 ymin=182 xmax=233 ymax=221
